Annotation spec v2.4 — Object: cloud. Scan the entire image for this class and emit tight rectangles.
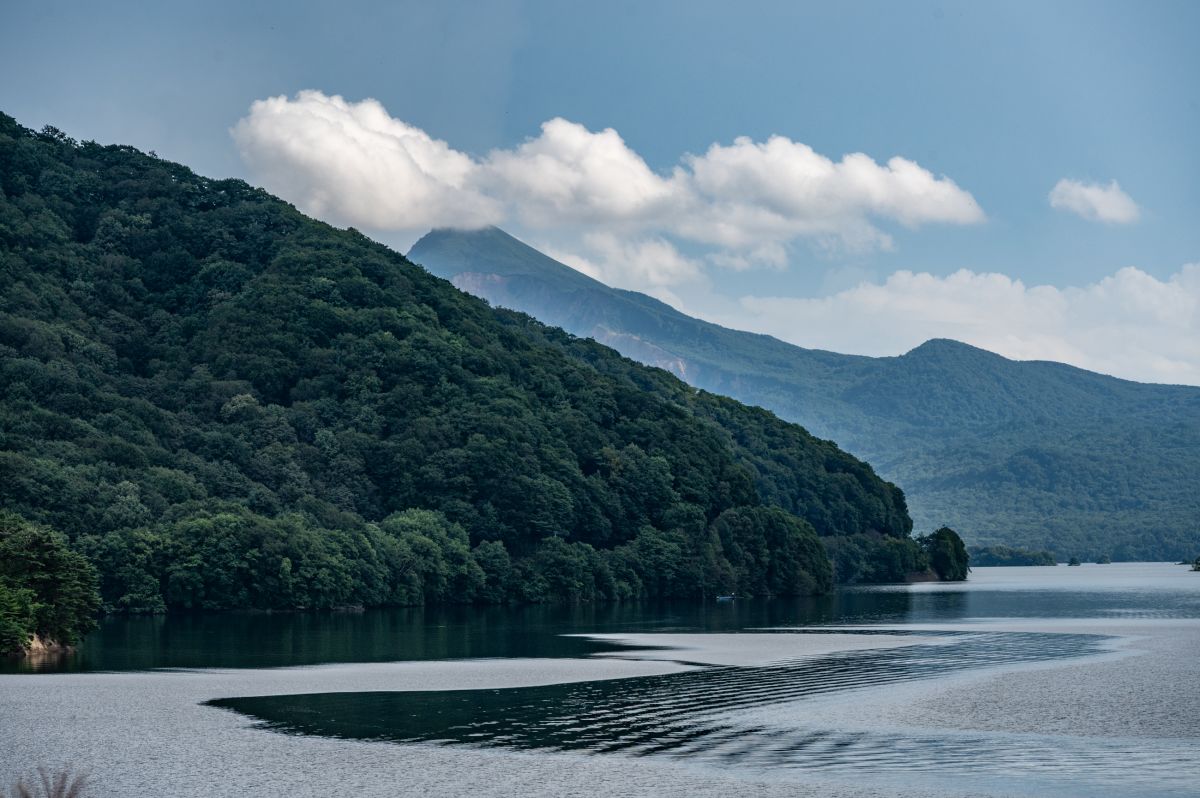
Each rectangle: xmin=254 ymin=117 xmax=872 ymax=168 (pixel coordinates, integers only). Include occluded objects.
xmin=724 ymin=264 xmax=1200 ymax=385
xmin=677 ymin=137 xmax=984 ymax=250
xmin=541 ymin=233 xmax=702 ymax=307
xmin=708 ymin=242 xmax=788 ymax=272
xmin=481 ymin=118 xmax=685 ymax=227
xmin=1049 ymin=178 xmax=1140 ymax=224
xmin=231 ymin=92 xmax=1194 ymax=385
xmin=231 ymin=91 xmax=501 ymax=231
xmin=233 ymin=91 xmax=984 ymax=266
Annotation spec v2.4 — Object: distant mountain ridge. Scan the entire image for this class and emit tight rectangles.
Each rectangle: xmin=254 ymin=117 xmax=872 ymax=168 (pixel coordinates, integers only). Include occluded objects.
xmin=409 ymin=227 xmax=1200 ymax=561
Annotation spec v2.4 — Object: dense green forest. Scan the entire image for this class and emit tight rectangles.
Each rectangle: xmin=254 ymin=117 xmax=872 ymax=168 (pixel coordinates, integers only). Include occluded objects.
xmin=0 ymin=113 xmax=950 ymax=621
xmin=411 ymin=227 xmax=1200 ymax=561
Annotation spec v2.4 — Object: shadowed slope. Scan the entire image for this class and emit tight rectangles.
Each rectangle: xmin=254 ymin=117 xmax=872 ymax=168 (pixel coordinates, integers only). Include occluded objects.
xmin=410 ymin=227 xmax=1200 ymax=560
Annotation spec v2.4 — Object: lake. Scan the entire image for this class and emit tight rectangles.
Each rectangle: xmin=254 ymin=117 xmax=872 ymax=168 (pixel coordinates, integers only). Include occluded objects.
xmin=2 ymin=562 xmax=1198 ymax=797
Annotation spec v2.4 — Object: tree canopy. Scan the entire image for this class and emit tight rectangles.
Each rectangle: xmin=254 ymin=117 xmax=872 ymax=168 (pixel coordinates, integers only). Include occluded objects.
xmin=0 ymin=512 xmax=99 ymax=653
xmin=918 ymin=527 xmax=970 ymax=581
xmin=968 ymin=545 xmax=1056 ymax=567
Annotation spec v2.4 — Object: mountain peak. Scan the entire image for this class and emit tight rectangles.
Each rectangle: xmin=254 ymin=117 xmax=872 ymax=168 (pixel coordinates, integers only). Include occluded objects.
xmin=409 ymin=226 xmax=605 ymax=291
xmin=905 ymin=338 xmax=993 ymax=358
xmin=419 ymin=225 xmax=512 ymax=244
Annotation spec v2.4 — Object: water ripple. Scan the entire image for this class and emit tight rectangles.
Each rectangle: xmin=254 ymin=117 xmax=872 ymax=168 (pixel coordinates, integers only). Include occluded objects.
xmin=209 ymin=632 xmax=1192 ymax=795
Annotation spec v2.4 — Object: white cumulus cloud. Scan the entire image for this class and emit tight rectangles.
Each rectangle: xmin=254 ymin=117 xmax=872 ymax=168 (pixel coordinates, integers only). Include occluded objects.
xmin=724 ymin=264 xmax=1200 ymax=385
xmin=1049 ymin=178 xmax=1140 ymax=224
xmin=481 ymin=118 xmax=685 ymax=227
xmin=678 ymin=136 xmax=983 ymax=250
xmin=231 ymin=91 xmax=501 ymax=231
xmin=233 ymin=91 xmax=984 ymax=274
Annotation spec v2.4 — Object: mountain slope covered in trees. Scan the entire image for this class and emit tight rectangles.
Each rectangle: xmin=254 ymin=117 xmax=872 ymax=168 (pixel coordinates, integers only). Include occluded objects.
xmin=0 ymin=113 xmax=928 ymax=614
xmin=409 ymin=227 xmax=1200 ymax=561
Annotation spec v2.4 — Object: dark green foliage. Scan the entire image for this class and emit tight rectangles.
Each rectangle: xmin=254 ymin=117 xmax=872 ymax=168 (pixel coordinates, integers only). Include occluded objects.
xmin=1068 ymin=556 xmax=1081 ymax=566
xmin=411 ymin=227 xmax=1200 ymax=562
xmin=472 ymin=540 xmax=514 ymax=602
xmin=0 ymin=113 xmax=915 ymax=610
xmin=0 ymin=580 xmax=37 ymax=654
xmin=823 ymin=533 xmax=929 ymax=584
xmin=0 ymin=513 xmax=100 ymax=652
xmin=918 ymin=527 xmax=970 ymax=581
xmin=378 ymin=509 xmax=485 ymax=604
xmin=711 ymin=506 xmax=833 ymax=596
xmin=517 ymin=537 xmax=612 ymax=603
xmin=968 ymin=545 xmax=1056 ymax=567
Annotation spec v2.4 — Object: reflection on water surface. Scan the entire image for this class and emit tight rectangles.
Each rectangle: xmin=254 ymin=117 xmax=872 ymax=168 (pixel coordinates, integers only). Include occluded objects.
xmin=209 ymin=630 xmax=1193 ymax=795
xmin=12 ymin=563 xmax=1199 ymax=673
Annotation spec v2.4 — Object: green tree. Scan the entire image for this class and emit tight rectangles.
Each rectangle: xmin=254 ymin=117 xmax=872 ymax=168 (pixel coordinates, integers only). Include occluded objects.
xmin=0 ymin=512 xmax=100 ymax=650
xmin=919 ymin=527 xmax=970 ymax=581
xmin=712 ymin=506 xmax=833 ymax=596
xmin=471 ymin=540 xmax=513 ymax=603
xmin=378 ymin=509 xmax=484 ymax=604
xmin=0 ymin=580 xmax=38 ymax=654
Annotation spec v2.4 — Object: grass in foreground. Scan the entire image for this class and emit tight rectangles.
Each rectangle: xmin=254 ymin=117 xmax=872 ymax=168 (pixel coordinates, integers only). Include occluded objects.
xmin=1 ymin=768 xmax=89 ymax=798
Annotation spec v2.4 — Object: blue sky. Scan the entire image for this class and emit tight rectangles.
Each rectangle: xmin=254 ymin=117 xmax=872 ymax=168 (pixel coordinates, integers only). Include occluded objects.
xmin=3 ymin=1 xmax=1198 ymax=382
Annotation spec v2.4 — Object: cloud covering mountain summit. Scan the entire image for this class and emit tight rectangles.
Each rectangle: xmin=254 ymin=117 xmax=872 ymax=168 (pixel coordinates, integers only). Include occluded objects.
xmin=233 ymin=91 xmax=984 ymax=257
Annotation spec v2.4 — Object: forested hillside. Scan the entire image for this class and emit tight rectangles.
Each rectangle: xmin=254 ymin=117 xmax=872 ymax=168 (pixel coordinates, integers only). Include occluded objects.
xmin=411 ymin=227 xmax=1200 ymax=561
xmin=0 ymin=114 xmax=924 ymax=614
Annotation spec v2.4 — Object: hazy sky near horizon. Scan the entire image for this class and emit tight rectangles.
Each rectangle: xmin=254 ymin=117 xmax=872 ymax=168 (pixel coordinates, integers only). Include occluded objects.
xmin=3 ymin=1 xmax=1198 ymax=383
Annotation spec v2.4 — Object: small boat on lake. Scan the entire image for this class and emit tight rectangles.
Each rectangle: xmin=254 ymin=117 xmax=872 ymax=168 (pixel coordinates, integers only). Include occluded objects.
xmin=716 ymin=595 xmax=736 ymax=602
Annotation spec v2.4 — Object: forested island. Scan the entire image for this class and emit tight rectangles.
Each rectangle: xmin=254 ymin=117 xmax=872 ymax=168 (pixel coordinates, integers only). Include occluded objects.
xmin=968 ymin=545 xmax=1057 ymax=567
xmin=0 ymin=114 xmax=967 ymax=655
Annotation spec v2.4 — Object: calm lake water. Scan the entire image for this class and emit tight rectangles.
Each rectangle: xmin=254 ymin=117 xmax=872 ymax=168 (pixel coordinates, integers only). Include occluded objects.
xmin=2 ymin=563 xmax=1198 ymax=798
xmin=10 ymin=561 xmax=1198 ymax=674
